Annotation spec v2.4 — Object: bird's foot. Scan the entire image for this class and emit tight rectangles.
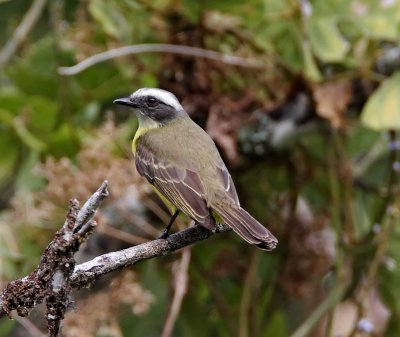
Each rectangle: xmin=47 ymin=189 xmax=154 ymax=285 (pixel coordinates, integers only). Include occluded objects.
xmin=158 ymin=229 xmax=170 ymax=239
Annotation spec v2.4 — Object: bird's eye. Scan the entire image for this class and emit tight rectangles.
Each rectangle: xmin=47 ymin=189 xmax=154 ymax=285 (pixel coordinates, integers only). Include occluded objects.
xmin=146 ymin=97 xmax=159 ymax=108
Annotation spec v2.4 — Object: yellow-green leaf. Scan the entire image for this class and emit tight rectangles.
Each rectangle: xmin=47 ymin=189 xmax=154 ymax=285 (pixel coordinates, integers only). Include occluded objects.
xmin=361 ymin=72 xmax=400 ymax=130
xmin=302 ymin=41 xmax=322 ymax=82
xmin=307 ymin=18 xmax=350 ymax=62
xmin=0 ymin=129 xmax=19 ymax=181
xmin=361 ymin=15 xmax=398 ymax=40
xmin=89 ymin=0 xmax=129 ymax=39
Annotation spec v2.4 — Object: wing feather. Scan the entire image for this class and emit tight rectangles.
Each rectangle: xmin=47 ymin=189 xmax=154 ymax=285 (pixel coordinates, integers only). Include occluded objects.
xmin=136 ymin=141 xmax=210 ymax=223
xmin=216 ymin=163 xmax=240 ymax=205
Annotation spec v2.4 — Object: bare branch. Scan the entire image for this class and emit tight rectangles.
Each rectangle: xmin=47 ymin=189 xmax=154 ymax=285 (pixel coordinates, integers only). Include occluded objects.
xmin=161 ymin=247 xmax=191 ymax=337
xmin=57 ymin=44 xmax=264 ymax=76
xmin=0 ymin=180 xmax=232 ymax=329
xmin=70 ymin=223 xmax=230 ymax=288
xmin=239 ymin=250 xmax=260 ymax=337
xmin=11 ymin=313 xmax=47 ymax=337
xmin=0 ymin=0 xmax=47 ymax=70
xmin=73 ymin=180 xmax=109 ymax=234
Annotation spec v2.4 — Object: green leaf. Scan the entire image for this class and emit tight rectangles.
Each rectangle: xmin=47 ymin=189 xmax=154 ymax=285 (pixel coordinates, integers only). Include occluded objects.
xmin=74 ymin=63 xmax=132 ymax=102
xmin=12 ymin=117 xmax=46 ymax=151
xmin=203 ymin=0 xmax=247 ymax=11
xmin=311 ymin=0 xmax=350 ymax=15
xmin=181 ymin=0 xmax=248 ymax=21
xmin=7 ymin=37 xmax=59 ymax=97
xmin=262 ymin=310 xmax=287 ymax=337
xmin=360 ymin=15 xmax=398 ymax=40
xmin=0 ymin=107 xmax=46 ymax=152
xmin=0 ymin=319 xmax=16 ymax=337
xmin=180 ymin=0 xmax=201 ymax=22
xmin=0 ymin=91 xmax=24 ymax=116
xmin=28 ymin=96 xmax=58 ymax=134
xmin=14 ymin=151 xmax=43 ymax=191
xmin=258 ymin=21 xmax=304 ymax=71
xmin=307 ymin=18 xmax=350 ymax=62
xmin=0 ymin=93 xmax=57 ymax=150
xmin=361 ymin=72 xmax=400 ymax=130
xmin=0 ymin=127 xmax=19 ymax=181
xmin=89 ymin=0 xmax=130 ymax=39
xmin=302 ymin=41 xmax=322 ymax=82
xmin=47 ymin=124 xmax=80 ymax=158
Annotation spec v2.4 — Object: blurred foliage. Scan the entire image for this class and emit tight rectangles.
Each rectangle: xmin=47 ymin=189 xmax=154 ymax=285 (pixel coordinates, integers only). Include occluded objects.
xmin=1 ymin=0 xmax=400 ymax=336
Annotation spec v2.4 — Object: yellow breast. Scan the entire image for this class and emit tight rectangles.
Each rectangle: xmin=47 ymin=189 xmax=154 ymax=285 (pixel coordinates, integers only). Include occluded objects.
xmin=132 ymin=126 xmax=177 ymax=215
xmin=132 ymin=127 xmax=148 ymax=155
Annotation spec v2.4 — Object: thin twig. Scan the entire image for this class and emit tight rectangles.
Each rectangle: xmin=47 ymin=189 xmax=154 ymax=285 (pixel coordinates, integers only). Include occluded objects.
xmin=333 ymin=131 xmax=355 ymax=243
xmin=0 ymin=0 xmax=48 ymax=70
xmin=161 ymin=247 xmax=192 ymax=337
xmin=57 ymin=44 xmax=264 ymax=76
xmin=12 ymin=313 xmax=47 ymax=337
xmin=98 ymin=223 xmax=148 ymax=245
xmin=373 ymin=131 xmax=398 ymax=224
xmin=239 ymin=250 xmax=260 ymax=337
xmin=191 ymin=262 xmax=236 ymax=336
xmin=73 ymin=180 xmax=109 ymax=234
xmin=348 ymin=204 xmax=398 ymax=337
xmin=289 ymin=282 xmax=348 ymax=337
xmin=143 ymin=198 xmax=171 ymax=224
xmin=121 ymin=208 xmax=161 ymax=237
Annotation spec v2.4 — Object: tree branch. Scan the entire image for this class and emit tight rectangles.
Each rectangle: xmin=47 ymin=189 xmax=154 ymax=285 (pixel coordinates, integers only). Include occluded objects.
xmin=57 ymin=44 xmax=264 ymax=76
xmin=70 ymin=222 xmax=230 ymax=289
xmin=0 ymin=180 xmax=232 ymax=333
xmin=0 ymin=0 xmax=48 ymax=70
xmin=0 ymin=180 xmax=109 ymax=335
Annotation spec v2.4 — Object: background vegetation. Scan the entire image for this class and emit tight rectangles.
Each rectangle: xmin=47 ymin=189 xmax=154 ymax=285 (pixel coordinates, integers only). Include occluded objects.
xmin=1 ymin=0 xmax=400 ymax=336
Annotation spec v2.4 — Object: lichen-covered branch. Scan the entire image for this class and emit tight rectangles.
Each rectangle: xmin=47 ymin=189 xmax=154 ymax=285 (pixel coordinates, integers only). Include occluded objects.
xmin=0 ymin=180 xmax=231 ymax=335
xmin=0 ymin=181 xmax=109 ymax=334
xmin=70 ymin=222 xmax=230 ymax=288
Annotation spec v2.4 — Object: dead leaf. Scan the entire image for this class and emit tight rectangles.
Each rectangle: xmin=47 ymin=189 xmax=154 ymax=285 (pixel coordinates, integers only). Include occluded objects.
xmin=312 ymin=79 xmax=352 ymax=129
xmin=205 ymin=93 xmax=256 ymax=166
xmin=206 ymin=104 xmax=240 ymax=165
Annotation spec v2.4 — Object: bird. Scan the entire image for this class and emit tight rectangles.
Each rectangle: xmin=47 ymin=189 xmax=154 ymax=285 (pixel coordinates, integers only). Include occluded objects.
xmin=113 ymin=88 xmax=278 ymax=250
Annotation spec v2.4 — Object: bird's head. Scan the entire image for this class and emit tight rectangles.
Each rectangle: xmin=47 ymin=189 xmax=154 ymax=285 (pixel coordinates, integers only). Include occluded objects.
xmin=113 ymin=88 xmax=186 ymax=126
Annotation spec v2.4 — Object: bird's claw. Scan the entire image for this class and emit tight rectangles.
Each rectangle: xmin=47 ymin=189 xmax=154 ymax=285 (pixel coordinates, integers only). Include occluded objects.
xmin=158 ymin=229 xmax=170 ymax=239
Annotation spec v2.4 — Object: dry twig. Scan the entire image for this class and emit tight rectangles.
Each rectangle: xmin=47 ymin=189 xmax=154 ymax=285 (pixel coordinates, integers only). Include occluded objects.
xmin=0 ymin=0 xmax=48 ymax=70
xmin=161 ymin=247 xmax=192 ymax=337
xmin=11 ymin=313 xmax=47 ymax=337
xmin=58 ymin=44 xmax=264 ymax=76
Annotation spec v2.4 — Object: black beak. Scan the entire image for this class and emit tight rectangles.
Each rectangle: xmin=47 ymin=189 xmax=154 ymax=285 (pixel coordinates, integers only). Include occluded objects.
xmin=113 ymin=97 xmax=137 ymax=108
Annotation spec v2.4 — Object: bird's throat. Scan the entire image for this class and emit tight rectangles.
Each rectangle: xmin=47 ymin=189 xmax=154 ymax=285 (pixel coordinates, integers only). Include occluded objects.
xmin=132 ymin=115 xmax=161 ymax=154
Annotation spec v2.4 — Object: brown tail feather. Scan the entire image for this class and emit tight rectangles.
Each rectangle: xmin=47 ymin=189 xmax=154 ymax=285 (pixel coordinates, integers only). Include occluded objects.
xmin=212 ymin=204 xmax=278 ymax=251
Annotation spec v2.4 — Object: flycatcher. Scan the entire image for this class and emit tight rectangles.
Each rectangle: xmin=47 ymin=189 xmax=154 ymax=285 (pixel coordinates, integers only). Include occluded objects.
xmin=114 ymin=88 xmax=277 ymax=250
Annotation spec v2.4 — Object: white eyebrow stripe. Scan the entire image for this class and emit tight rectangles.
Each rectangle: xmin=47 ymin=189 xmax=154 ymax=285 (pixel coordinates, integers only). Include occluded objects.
xmin=131 ymin=88 xmax=184 ymax=111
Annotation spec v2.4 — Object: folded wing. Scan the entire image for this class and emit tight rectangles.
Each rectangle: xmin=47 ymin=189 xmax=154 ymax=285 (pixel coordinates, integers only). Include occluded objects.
xmin=135 ymin=141 xmax=212 ymax=225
